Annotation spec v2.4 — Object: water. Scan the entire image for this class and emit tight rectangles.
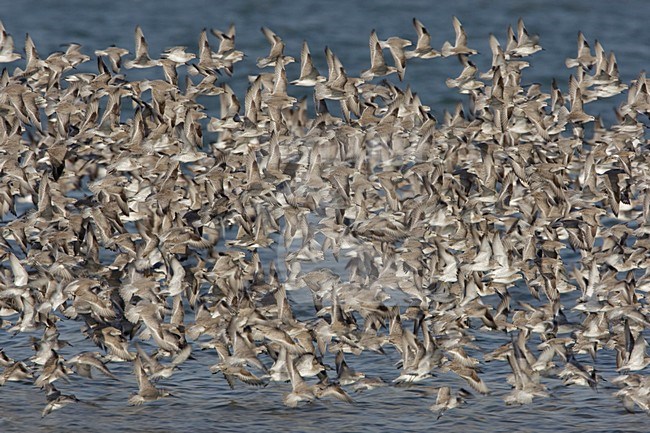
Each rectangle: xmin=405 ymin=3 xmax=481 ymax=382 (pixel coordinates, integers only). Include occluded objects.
xmin=1 ymin=0 xmax=650 ymax=431
xmin=3 ymin=0 xmax=649 ymax=121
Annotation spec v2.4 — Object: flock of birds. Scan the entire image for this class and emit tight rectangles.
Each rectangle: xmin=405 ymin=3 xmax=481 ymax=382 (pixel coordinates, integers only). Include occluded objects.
xmin=0 ymin=16 xmax=649 ymax=419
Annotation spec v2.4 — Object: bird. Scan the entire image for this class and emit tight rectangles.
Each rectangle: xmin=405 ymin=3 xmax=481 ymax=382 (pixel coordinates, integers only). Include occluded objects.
xmin=505 ymin=18 xmax=542 ymax=58
xmin=361 ymin=30 xmax=397 ymax=80
xmin=429 ymin=386 xmax=470 ymax=419
xmin=377 ymin=34 xmax=412 ymax=80
xmin=41 ymin=384 xmax=80 ymax=418
xmin=407 ymin=18 xmax=441 ymax=59
xmin=124 ymin=26 xmax=160 ymax=69
xmin=94 ymin=45 xmax=129 ymax=72
xmin=441 ymin=17 xmax=478 ymax=57
xmin=0 ymin=20 xmax=22 ymax=63
xmin=291 ymin=41 xmax=325 ymax=86
xmin=283 ymin=352 xmax=316 ymax=407
xmin=209 ymin=341 xmax=267 ymax=389
xmin=257 ymin=27 xmax=294 ymax=68
xmin=67 ymin=352 xmax=119 ymax=380
xmin=128 ymin=354 xmax=174 ymax=405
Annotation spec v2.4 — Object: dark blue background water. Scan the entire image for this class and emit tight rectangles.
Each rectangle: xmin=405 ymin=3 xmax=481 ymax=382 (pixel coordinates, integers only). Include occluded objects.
xmin=4 ymin=0 xmax=649 ymax=119
xmin=1 ymin=1 xmax=649 ymax=431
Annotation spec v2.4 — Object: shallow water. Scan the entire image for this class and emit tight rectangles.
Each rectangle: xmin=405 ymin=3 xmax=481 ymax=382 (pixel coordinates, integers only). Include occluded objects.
xmin=1 ymin=315 xmax=647 ymax=433
xmin=1 ymin=0 xmax=650 ymax=431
